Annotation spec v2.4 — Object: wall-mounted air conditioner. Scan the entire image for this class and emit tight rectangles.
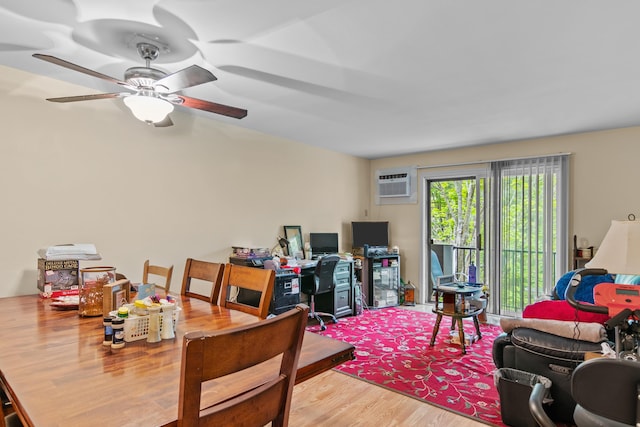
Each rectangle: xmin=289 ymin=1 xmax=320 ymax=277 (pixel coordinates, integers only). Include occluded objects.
xmin=375 ymin=166 xmax=417 ymax=205
xmin=378 ymin=172 xmax=410 ymax=198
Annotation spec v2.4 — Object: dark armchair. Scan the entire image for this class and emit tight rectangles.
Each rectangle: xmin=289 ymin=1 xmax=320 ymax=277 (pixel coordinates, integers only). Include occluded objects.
xmin=492 ymin=268 xmax=613 ymax=424
xmin=301 ymin=255 xmax=341 ymax=331
xmin=492 ymin=324 xmax=606 ymax=424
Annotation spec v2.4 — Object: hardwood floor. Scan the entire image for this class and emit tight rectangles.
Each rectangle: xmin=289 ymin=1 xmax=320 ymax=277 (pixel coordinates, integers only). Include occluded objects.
xmin=289 ymin=304 xmax=492 ymax=426
xmin=290 ymin=371 xmax=487 ymax=427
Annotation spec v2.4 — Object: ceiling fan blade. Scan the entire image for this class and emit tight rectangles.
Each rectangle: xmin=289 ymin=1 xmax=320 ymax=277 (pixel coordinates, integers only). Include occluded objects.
xmin=45 ymin=93 xmax=122 ymax=103
xmin=175 ymin=95 xmax=247 ymax=119
xmin=216 ymin=65 xmax=379 ymax=106
xmin=154 ymin=65 xmax=217 ymax=94
xmin=33 ymin=54 xmax=131 ymax=89
xmin=154 ymin=116 xmax=174 ymax=127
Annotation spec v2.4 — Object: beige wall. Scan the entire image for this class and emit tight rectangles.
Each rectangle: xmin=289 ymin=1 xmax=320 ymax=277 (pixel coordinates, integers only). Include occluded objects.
xmin=371 ymin=127 xmax=640 ymax=300
xmin=0 ymin=65 xmax=369 ymax=297
xmin=3 ymin=63 xmax=639 ymax=301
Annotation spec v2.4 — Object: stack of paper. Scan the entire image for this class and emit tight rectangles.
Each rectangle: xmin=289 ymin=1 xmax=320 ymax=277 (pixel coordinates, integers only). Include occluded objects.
xmin=38 ymin=244 xmax=102 ymax=260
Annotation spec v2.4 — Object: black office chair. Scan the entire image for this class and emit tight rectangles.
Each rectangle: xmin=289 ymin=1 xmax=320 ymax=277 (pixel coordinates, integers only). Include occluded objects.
xmin=302 ymin=255 xmax=341 ymax=331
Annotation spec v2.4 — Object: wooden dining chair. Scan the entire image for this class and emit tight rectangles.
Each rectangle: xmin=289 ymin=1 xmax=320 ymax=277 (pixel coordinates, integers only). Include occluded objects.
xmin=220 ymin=263 xmax=276 ymax=319
xmin=142 ymin=259 xmax=174 ymax=293
xmin=177 ymin=304 xmax=308 ymax=427
xmin=180 ymin=258 xmax=225 ymax=303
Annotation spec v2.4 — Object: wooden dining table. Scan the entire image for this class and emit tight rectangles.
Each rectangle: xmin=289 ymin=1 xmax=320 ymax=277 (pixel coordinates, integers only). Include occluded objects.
xmin=0 ymin=294 xmax=355 ymax=427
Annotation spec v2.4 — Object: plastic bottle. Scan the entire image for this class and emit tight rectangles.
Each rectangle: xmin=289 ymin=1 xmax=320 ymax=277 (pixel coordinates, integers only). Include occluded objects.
xmin=304 ymin=241 xmax=311 ymax=260
xmin=103 ymin=316 xmax=114 ymax=346
xmin=134 ymin=300 xmax=148 ymax=316
xmin=117 ymin=306 xmax=129 ymax=318
xmin=111 ymin=318 xmax=125 ymax=349
xmin=468 ymin=261 xmax=477 ymax=284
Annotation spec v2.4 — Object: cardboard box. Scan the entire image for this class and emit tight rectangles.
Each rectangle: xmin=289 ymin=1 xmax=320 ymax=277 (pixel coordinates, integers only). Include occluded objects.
xmin=584 ymin=351 xmax=606 ymax=361
xmin=37 ymin=258 xmax=79 ymax=298
xmin=449 ymin=330 xmax=477 ymax=346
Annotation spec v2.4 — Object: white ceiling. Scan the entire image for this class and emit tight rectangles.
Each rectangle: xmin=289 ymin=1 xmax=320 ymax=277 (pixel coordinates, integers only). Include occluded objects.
xmin=2 ymin=1 xmax=640 ymax=159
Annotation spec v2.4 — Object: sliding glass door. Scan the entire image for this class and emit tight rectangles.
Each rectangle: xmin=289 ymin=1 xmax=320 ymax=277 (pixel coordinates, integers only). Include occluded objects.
xmin=422 ymin=155 xmax=568 ymax=316
xmin=423 ymin=166 xmax=488 ymax=303
xmin=490 ymin=155 xmax=568 ymax=316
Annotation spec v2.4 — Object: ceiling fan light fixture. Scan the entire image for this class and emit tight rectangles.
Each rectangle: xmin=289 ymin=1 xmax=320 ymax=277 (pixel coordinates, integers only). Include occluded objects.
xmin=123 ymin=94 xmax=174 ymax=123
xmin=33 ymin=47 xmax=246 ymax=123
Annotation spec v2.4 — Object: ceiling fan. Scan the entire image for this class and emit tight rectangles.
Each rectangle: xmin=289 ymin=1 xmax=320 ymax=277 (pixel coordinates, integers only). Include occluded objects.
xmin=33 ymin=42 xmax=247 ymax=127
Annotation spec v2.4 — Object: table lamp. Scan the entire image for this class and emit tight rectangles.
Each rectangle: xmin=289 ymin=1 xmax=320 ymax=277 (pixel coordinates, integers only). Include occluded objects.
xmin=566 ymin=219 xmax=640 ymax=310
xmin=271 ymin=236 xmax=289 ymax=256
xmin=585 ymin=219 xmax=640 ymax=275
xmin=581 ymin=218 xmax=640 ymax=357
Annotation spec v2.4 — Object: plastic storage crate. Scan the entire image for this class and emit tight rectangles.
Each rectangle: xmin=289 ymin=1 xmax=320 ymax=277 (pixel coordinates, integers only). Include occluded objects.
xmin=110 ymin=306 xmax=181 ymax=342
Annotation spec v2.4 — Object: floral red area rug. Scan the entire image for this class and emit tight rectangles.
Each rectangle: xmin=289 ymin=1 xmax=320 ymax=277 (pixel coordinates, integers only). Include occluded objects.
xmin=309 ymin=307 xmax=506 ymax=426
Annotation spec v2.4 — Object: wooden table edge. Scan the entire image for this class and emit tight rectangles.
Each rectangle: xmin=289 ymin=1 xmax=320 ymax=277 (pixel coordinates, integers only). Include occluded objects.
xmin=296 ymin=334 xmax=355 ymax=384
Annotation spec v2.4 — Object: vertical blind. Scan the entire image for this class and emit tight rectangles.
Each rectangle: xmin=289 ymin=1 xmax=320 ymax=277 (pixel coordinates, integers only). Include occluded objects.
xmin=491 ymin=155 xmax=568 ymax=315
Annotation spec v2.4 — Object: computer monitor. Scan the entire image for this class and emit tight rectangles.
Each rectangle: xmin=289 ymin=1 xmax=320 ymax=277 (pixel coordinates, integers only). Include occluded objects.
xmin=309 ymin=233 xmax=339 ymax=256
xmin=351 ymin=221 xmax=389 ymax=248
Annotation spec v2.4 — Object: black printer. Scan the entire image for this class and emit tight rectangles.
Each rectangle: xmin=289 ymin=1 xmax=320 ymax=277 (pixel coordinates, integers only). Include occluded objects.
xmin=229 ymin=256 xmax=301 ymax=315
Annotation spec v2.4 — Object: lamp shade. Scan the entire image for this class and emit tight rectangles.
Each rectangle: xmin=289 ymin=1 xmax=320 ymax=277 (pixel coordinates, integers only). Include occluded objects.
xmin=585 ymin=220 xmax=640 ymax=274
xmin=123 ymin=95 xmax=174 ymax=123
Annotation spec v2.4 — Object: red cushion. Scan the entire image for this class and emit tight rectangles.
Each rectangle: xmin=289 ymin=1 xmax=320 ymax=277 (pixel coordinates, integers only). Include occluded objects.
xmin=522 ymin=299 xmax=610 ymax=324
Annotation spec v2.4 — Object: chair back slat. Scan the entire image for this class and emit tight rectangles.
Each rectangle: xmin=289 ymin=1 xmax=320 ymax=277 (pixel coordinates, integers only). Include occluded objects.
xmin=180 ymin=258 xmax=225 ymax=304
xmin=142 ymin=259 xmax=174 ymax=293
xmin=177 ymin=305 xmax=308 ymax=427
xmin=220 ymin=263 xmax=275 ymax=319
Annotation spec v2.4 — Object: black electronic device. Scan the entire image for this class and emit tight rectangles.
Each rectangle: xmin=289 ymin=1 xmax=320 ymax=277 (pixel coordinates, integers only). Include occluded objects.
xmin=236 ymin=270 xmax=300 ymax=315
xmin=351 ymin=221 xmax=389 ymax=249
xmin=228 ymin=256 xmax=272 ymax=267
xmin=309 ymin=233 xmax=339 ymax=257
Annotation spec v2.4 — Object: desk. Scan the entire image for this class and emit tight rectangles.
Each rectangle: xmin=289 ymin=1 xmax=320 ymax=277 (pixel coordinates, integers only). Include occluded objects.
xmin=0 ymin=295 xmax=354 ymax=427
xmin=430 ymin=284 xmax=483 ymax=354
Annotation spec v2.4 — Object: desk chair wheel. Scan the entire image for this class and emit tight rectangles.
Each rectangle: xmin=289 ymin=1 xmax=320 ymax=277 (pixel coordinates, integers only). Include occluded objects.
xmin=309 ymin=311 xmax=337 ymax=331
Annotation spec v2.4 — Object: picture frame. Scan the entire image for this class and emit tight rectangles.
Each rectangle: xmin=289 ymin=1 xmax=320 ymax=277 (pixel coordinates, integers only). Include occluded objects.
xmin=284 ymin=225 xmax=305 ymax=259
xmin=103 ymin=278 xmax=131 ymax=316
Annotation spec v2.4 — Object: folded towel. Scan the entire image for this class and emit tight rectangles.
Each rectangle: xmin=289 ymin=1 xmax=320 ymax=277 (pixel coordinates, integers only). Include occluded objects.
xmin=45 ymin=244 xmax=97 ymax=256
xmin=500 ymin=317 xmax=607 ymax=343
xmin=38 ymin=245 xmax=102 ymax=261
xmin=38 ymin=249 xmax=102 ymax=260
